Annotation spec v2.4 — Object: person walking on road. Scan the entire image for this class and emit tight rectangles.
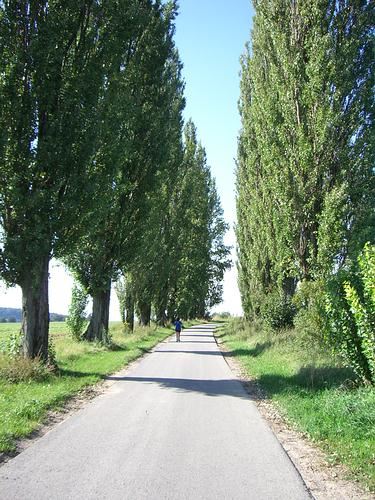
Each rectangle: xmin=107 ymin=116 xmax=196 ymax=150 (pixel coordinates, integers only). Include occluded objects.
xmin=174 ymin=318 xmax=183 ymax=342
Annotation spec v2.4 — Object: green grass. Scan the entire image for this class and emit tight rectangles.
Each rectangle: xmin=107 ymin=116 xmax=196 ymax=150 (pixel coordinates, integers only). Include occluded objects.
xmin=0 ymin=321 xmax=180 ymax=453
xmin=217 ymin=318 xmax=375 ymax=492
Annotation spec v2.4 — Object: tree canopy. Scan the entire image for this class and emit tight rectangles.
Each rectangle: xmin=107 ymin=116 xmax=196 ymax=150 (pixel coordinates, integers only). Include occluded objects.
xmin=237 ymin=0 xmax=374 ymax=318
xmin=0 ymin=1 xmax=231 ymax=357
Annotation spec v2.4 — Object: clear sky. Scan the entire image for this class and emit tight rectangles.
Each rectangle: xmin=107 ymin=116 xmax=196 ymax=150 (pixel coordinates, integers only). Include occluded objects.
xmin=174 ymin=0 xmax=253 ymax=315
xmin=0 ymin=1 xmax=254 ymax=318
xmin=175 ymin=0 xmax=253 ymax=223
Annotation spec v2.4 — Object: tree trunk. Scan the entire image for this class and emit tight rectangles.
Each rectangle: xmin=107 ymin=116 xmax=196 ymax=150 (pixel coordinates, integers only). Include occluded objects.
xmin=84 ymin=282 xmax=111 ymax=342
xmin=125 ymin=288 xmax=134 ymax=332
xmin=119 ymin=299 xmax=126 ymax=326
xmin=21 ymin=255 xmax=50 ymax=361
xmin=198 ymin=304 xmax=206 ymax=319
xmin=299 ymin=223 xmax=311 ymax=280
xmin=139 ymin=301 xmax=151 ymax=327
xmin=156 ymin=306 xmax=167 ymax=326
xmin=155 ymin=283 xmax=168 ymax=326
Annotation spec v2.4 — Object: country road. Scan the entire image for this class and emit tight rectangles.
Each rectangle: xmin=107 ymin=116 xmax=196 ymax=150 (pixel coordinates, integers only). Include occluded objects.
xmin=0 ymin=324 xmax=311 ymax=500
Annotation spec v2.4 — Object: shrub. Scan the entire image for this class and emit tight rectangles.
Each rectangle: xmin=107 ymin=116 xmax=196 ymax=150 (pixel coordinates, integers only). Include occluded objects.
xmin=325 ymin=243 xmax=375 ymax=384
xmin=260 ymin=290 xmax=296 ymax=330
xmin=47 ymin=339 xmax=58 ymax=369
xmin=293 ymin=280 xmax=326 ymax=346
xmin=216 ymin=311 xmax=231 ymax=318
xmin=0 ymin=330 xmax=22 ymax=357
xmin=66 ymin=283 xmax=88 ymax=340
xmin=226 ymin=316 xmax=247 ymax=335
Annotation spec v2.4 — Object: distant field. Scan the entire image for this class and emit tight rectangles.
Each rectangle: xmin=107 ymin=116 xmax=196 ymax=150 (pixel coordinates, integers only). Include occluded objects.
xmin=0 ymin=322 xmax=20 ymax=339
xmin=0 ymin=321 xmax=136 ymax=339
xmin=0 ymin=321 xmax=71 ymax=341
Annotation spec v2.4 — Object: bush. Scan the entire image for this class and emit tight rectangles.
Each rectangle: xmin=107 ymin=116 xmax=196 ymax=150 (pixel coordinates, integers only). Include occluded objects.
xmin=293 ymin=280 xmax=326 ymax=346
xmin=66 ymin=283 xmax=88 ymax=340
xmin=216 ymin=311 xmax=231 ymax=318
xmin=325 ymin=243 xmax=375 ymax=384
xmin=0 ymin=330 xmax=22 ymax=357
xmin=260 ymin=290 xmax=296 ymax=330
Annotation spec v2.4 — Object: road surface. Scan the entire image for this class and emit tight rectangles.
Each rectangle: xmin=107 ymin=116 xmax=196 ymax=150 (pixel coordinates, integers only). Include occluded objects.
xmin=0 ymin=324 xmax=311 ymax=499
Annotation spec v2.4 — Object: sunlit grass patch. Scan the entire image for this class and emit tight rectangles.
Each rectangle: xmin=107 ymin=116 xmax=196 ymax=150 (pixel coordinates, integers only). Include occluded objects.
xmin=0 ymin=354 xmax=52 ymax=383
xmin=218 ymin=318 xmax=375 ymax=492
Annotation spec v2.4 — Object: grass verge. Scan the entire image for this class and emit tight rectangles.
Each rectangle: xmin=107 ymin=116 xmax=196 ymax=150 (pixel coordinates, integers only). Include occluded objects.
xmin=217 ymin=318 xmax=375 ymax=492
xmin=0 ymin=321 xmax=184 ymax=453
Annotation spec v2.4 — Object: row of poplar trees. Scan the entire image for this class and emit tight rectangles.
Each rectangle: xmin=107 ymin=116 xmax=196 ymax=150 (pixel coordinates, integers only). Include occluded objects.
xmin=237 ymin=1 xmax=373 ymax=318
xmin=0 ymin=1 xmax=231 ymax=361
xmin=115 ymin=120 xmax=231 ymax=332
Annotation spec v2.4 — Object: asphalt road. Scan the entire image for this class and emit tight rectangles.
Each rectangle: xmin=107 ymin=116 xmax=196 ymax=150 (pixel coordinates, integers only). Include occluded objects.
xmin=0 ymin=324 xmax=311 ymax=500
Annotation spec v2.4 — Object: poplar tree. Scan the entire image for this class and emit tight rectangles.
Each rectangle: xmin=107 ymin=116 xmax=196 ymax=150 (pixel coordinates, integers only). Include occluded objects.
xmin=65 ymin=1 xmax=181 ymax=341
xmin=126 ymin=119 xmax=231 ymax=324
xmin=237 ymin=0 xmax=374 ymax=318
xmin=127 ymin=47 xmax=185 ymax=327
xmin=115 ymin=273 xmax=135 ymax=331
xmin=0 ymin=1 xmax=115 ymax=359
xmin=206 ymin=178 xmax=232 ymax=310
xmin=170 ymin=120 xmax=231 ymax=319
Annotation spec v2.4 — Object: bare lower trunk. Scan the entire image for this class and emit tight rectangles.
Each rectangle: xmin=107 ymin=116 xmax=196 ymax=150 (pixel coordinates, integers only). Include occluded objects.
xmin=155 ymin=283 xmax=168 ymax=326
xmin=156 ymin=307 xmax=167 ymax=326
xmin=139 ymin=301 xmax=151 ymax=327
xmin=21 ymin=256 xmax=50 ymax=361
xmin=125 ymin=288 xmax=134 ymax=332
xmin=196 ymin=301 xmax=206 ymax=319
xmin=299 ymin=223 xmax=311 ymax=280
xmin=119 ymin=300 xmax=126 ymax=326
xmin=84 ymin=283 xmax=111 ymax=342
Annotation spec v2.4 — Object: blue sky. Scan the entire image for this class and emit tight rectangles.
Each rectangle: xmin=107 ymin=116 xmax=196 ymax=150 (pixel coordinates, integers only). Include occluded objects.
xmin=174 ymin=0 xmax=253 ymax=224
xmin=174 ymin=0 xmax=254 ymax=314
xmin=0 ymin=2 xmax=254 ymax=317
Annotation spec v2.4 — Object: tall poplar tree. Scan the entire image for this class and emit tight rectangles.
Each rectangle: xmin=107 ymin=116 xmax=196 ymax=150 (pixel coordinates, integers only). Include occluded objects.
xmin=125 ymin=47 xmax=185 ymax=327
xmin=237 ymin=0 xmax=374 ymax=318
xmin=170 ymin=120 xmax=231 ymax=319
xmin=0 ymin=1 xmax=116 ymax=359
xmin=65 ymin=1 xmax=182 ymax=341
xmin=125 ymin=119 xmax=231 ymax=324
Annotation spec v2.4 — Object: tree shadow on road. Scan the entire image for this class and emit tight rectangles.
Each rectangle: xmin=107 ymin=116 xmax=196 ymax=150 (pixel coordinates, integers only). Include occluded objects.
xmin=181 ymin=334 xmax=212 ymax=337
xmin=183 ymin=327 xmax=217 ymax=335
xmin=155 ymin=350 xmax=223 ymax=355
xmin=104 ymin=375 xmax=253 ymax=400
xmin=177 ymin=340 xmax=215 ymax=343
xmin=57 ymin=369 xmax=260 ymax=400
